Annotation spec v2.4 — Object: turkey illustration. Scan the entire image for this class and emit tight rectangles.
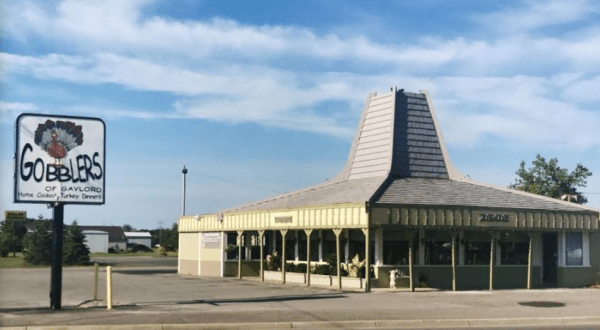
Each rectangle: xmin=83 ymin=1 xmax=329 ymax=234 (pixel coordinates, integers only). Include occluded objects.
xmin=34 ymin=120 xmax=84 ymax=166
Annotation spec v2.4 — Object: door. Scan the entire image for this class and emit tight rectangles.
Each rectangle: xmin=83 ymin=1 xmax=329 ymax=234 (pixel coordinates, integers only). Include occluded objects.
xmin=542 ymin=233 xmax=558 ymax=284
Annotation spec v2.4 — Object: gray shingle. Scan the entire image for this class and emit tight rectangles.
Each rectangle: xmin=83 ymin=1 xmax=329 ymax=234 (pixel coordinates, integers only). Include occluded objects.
xmin=375 ymin=178 xmax=588 ymax=212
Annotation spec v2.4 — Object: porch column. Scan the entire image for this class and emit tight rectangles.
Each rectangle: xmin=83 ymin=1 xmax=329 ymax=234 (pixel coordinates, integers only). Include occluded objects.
xmin=281 ymin=229 xmax=288 ymax=284
xmin=489 ymin=234 xmax=495 ymax=290
xmin=333 ymin=229 xmax=343 ymax=289
xmin=318 ymin=230 xmax=323 ymax=262
xmin=527 ymin=232 xmax=533 ymax=289
xmin=408 ymin=233 xmax=414 ymax=292
xmin=237 ymin=231 xmax=244 ymax=279
xmin=259 ymin=230 xmax=264 ymax=282
xmin=362 ymin=227 xmax=371 ymax=292
xmin=305 ymin=229 xmax=313 ymax=286
xmin=294 ymin=231 xmax=299 ymax=262
xmin=451 ymin=233 xmax=457 ymax=291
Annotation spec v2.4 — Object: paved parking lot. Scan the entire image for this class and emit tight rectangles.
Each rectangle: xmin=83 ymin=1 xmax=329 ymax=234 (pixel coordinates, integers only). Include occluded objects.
xmin=2 ymin=266 xmax=600 ymax=327
xmin=90 ymin=256 xmax=177 ymax=267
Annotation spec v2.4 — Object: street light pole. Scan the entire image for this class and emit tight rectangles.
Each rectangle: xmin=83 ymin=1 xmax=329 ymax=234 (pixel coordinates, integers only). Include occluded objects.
xmin=182 ymin=166 xmax=188 ymax=216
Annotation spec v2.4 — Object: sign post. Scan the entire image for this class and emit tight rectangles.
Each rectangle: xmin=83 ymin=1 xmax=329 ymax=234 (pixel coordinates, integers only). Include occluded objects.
xmin=50 ymin=203 xmax=64 ymax=310
xmin=14 ymin=114 xmax=105 ymax=310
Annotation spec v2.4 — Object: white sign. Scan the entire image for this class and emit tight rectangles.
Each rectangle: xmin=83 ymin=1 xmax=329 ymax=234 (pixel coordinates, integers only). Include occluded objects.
xmin=14 ymin=114 xmax=106 ymax=205
xmin=202 ymin=233 xmax=222 ymax=249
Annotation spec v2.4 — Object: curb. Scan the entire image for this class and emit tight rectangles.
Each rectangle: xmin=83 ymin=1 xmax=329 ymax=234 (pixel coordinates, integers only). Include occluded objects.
xmin=4 ymin=316 xmax=600 ymax=330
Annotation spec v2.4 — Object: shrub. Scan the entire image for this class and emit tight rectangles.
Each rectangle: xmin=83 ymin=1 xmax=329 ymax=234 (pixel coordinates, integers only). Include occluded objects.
xmin=128 ymin=243 xmax=152 ymax=253
xmin=63 ymin=221 xmax=90 ymax=265
xmin=23 ymin=221 xmax=52 ymax=265
xmin=157 ymin=246 xmax=168 ymax=256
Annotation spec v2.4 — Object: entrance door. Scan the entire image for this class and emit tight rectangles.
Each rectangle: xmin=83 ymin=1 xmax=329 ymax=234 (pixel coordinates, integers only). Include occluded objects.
xmin=542 ymin=233 xmax=558 ymax=284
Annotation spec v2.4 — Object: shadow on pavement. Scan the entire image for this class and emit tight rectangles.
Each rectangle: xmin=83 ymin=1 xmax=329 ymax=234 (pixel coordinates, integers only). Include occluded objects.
xmin=134 ymin=293 xmax=346 ymax=307
xmin=0 ymin=294 xmax=345 ymax=313
xmin=112 ymin=269 xmax=177 ymax=275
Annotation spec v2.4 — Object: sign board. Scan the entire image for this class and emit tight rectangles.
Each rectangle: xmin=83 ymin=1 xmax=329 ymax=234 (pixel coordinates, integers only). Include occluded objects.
xmin=202 ymin=232 xmax=222 ymax=249
xmin=14 ymin=114 xmax=106 ymax=205
xmin=4 ymin=211 xmax=26 ymax=221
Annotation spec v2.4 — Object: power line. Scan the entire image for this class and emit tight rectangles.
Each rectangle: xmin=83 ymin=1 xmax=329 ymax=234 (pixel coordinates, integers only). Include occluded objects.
xmin=187 ymin=169 xmax=283 ymax=194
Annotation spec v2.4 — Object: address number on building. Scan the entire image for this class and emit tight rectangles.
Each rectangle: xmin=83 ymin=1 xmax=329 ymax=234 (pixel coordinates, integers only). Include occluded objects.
xmin=479 ymin=214 xmax=509 ymax=222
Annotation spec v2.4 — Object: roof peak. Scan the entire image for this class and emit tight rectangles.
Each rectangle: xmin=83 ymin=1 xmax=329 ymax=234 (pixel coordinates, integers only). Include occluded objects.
xmin=332 ymin=88 xmax=463 ymax=183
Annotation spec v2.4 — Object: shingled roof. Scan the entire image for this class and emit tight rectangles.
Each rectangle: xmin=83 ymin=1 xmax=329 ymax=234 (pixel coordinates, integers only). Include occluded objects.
xmin=222 ymin=87 xmax=597 ymax=215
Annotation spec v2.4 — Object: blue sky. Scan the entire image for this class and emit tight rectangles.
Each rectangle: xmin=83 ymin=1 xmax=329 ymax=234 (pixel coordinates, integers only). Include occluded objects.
xmin=2 ymin=0 xmax=600 ymax=230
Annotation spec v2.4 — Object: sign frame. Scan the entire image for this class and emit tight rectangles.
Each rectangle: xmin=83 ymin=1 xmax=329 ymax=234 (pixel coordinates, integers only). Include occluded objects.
xmin=14 ymin=113 xmax=106 ymax=205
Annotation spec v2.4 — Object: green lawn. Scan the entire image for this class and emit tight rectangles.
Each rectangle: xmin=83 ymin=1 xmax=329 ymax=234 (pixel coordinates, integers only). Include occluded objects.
xmin=90 ymin=251 xmax=177 ymax=258
xmin=0 ymin=255 xmax=48 ymax=269
xmin=0 ymin=251 xmax=178 ymax=269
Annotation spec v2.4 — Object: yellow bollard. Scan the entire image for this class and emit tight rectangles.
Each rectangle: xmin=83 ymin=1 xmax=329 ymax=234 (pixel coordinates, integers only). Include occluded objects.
xmin=94 ymin=262 xmax=99 ymax=300
xmin=106 ymin=266 xmax=112 ymax=310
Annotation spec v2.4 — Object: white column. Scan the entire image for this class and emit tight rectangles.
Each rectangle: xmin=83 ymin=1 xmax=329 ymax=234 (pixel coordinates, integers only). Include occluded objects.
xmin=375 ymin=228 xmax=383 ymax=266
xmin=220 ymin=232 xmax=225 ymax=277
xmin=272 ymin=231 xmax=277 ymax=255
xmin=344 ymin=230 xmax=350 ymax=264
xmin=295 ymin=231 xmax=299 ymax=262
xmin=318 ymin=230 xmax=323 ymax=262
xmin=584 ymin=232 xmax=591 ymax=267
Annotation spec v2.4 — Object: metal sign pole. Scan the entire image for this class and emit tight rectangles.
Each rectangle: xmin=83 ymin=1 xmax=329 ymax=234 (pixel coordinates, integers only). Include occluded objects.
xmin=50 ymin=203 xmax=64 ymax=310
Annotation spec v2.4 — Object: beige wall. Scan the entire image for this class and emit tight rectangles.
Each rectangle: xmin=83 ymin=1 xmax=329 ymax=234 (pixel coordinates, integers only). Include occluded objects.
xmin=199 ymin=232 xmax=223 ymax=277
xmin=179 ymin=233 xmax=199 ymax=275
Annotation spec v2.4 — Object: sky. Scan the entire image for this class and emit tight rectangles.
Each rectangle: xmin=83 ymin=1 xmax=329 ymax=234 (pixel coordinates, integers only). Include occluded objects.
xmin=2 ymin=0 xmax=600 ymax=230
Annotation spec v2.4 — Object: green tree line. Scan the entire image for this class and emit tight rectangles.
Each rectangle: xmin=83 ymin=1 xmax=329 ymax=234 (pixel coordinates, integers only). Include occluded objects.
xmin=0 ymin=219 xmax=90 ymax=265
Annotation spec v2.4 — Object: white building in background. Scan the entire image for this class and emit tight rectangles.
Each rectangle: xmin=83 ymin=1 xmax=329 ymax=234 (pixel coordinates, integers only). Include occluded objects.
xmin=124 ymin=232 xmax=152 ymax=248
xmin=83 ymin=230 xmax=109 ymax=253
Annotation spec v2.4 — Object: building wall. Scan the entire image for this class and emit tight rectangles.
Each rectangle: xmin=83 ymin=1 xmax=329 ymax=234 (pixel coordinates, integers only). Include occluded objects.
xmin=127 ymin=237 xmax=152 ymax=248
xmin=179 ymin=232 xmax=199 ymax=275
xmin=84 ymin=233 xmax=109 ymax=253
xmin=109 ymin=242 xmax=127 ymax=251
xmin=223 ymin=261 xmax=261 ymax=277
xmin=199 ymin=232 xmax=224 ymax=277
xmin=375 ymin=265 xmax=542 ymax=290
xmin=557 ymin=267 xmax=594 ymax=287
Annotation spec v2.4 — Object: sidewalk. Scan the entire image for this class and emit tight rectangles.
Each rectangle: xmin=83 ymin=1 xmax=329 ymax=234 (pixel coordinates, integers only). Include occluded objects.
xmin=2 ymin=267 xmax=600 ymax=328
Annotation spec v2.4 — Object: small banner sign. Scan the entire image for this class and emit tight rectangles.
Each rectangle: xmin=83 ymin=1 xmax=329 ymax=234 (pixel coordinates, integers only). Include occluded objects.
xmin=202 ymin=233 xmax=222 ymax=249
xmin=4 ymin=211 xmax=26 ymax=221
xmin=14 ymin=114 xmax=106 ymax=205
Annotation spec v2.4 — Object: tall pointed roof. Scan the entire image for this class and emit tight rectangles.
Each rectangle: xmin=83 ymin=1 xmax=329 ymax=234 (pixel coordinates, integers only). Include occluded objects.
xmin=222 ymin=88 xmax=597 ymax=214
xmin=332 ymin=87 xmax=462 ymax=182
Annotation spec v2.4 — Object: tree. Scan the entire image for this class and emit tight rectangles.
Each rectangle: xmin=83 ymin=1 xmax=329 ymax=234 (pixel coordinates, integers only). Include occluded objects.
xmin=63 ymin=220 xmax=90 ymax=265
xmin=0 ymin=219 xmax=28 ymax=257
xmin=510 ymin=154 xmax=592 ymax=204
xmin=122 ymin=224 xmax=134 ymax=232
xmin=23 ymin=220 xmax=53 ymax=265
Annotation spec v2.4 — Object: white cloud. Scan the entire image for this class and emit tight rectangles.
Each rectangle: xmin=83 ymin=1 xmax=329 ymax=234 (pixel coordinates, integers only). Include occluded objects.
xmin=3 ymin=0 xmax=600 ymax=149
xmin=475 ymin=0 xmax=599 ymax=33
xmin=0 ymin=101 xmax=40 ymax=124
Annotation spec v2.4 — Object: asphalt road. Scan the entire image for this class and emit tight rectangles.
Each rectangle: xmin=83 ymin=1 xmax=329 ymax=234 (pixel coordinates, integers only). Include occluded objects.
xmin=89 ymin=256 xmax=177 ymax=267
xmin=2 ymin=266 xmax=600 ymax=328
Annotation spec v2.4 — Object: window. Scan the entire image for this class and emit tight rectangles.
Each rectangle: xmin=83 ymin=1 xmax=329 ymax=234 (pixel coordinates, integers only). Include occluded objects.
xmin=500 ymin=242 xmax=528 ymax=265
xmin=383 ymin=240 xmax=419 ymax=265
xmin=565 ymin=232 xmax=583 ymax=266
xmin=424 ymin=231 xmax=454 ymax=265
xmin=500 ymin=232 xmax=529 ymax=265
xmin=464 ymin=242 xmax=490 ymax=265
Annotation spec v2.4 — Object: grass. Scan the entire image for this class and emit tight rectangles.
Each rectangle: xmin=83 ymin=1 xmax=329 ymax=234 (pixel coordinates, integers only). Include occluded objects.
xmin=1 ymin=250 xmax=178 ymax=269
xmin=0 ymin=254 xmax=48 ymax=269
xmin=90 ymin=250 xmax=178 ymax=258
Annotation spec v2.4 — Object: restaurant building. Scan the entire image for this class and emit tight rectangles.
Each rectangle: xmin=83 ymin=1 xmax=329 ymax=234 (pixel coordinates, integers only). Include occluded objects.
xmin=178 ymin=88 xmax=600 ymax=291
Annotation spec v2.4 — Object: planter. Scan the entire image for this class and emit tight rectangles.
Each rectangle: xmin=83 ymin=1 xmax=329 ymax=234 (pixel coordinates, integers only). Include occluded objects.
xmin=263 ymin=271 xmax=363 ymax=289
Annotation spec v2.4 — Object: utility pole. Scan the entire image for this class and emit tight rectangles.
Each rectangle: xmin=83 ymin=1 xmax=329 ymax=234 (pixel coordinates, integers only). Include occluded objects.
xmin=182 ymin=166 xmax=188 ymax=216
